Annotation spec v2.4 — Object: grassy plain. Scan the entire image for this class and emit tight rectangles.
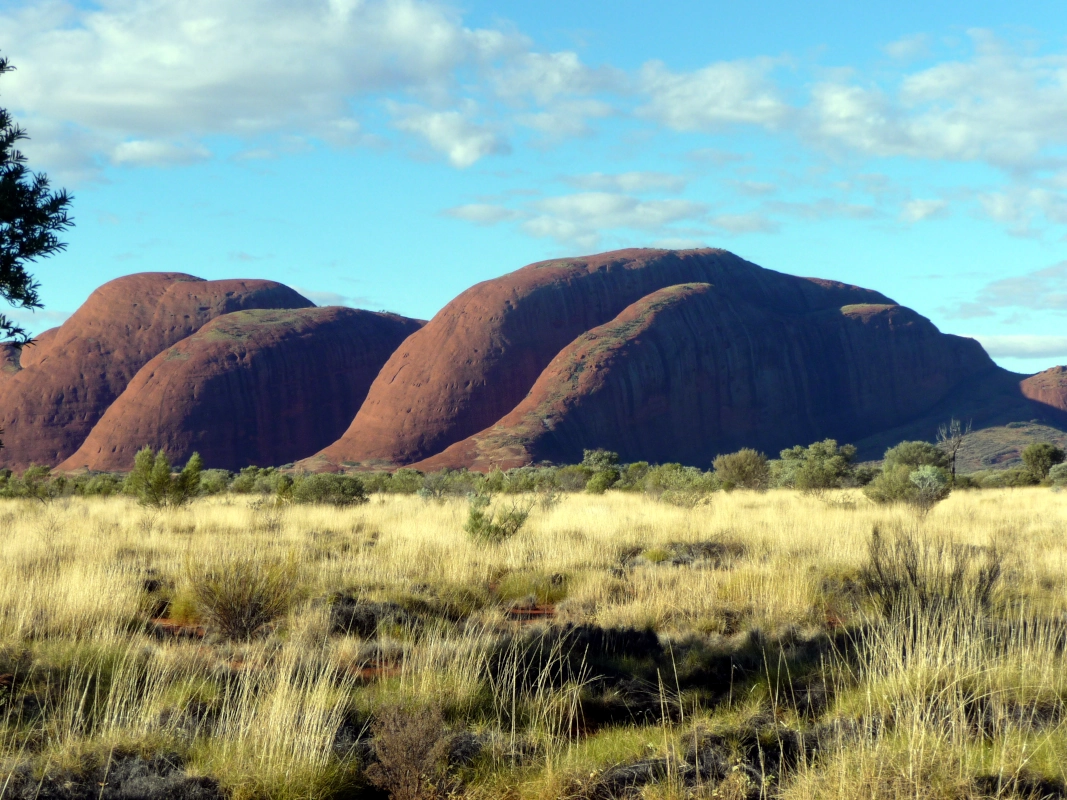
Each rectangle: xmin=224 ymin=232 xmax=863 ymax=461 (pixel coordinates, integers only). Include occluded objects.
xmin=0 ymin=488 xmax=1066 ymax=799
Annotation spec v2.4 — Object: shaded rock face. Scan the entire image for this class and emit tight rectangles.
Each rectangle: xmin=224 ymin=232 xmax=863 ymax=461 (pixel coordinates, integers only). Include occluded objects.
xmin=60 ymin=307 xmax=423 ymax=472
xmin=414 ymin=283 xmax=995 ymax=471
xmin=0 ymin=273 xmax=312 ymax=469
xmin=1021 ymin=366 xmax=1067 ymax=418
xmin=315 ymin=248 xmax=893 ymax=467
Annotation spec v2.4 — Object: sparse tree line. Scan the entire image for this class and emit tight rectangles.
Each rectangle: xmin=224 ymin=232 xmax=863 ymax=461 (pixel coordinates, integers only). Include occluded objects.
xmin=0 ymin=425 xmax=1064 ymax=510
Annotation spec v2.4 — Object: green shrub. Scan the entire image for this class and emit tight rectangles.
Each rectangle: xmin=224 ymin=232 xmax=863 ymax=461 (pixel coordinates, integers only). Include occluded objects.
xmin=882 ymin=440 xmax=949 ymax=471
xmin=712 ymin=448 xmax=769 ymax=491
xmin=1050 ymin=463 xmax=1067 ymax=486
xmin=16 ymin=464 xmax=63 ymax=503
xmin=554 ymin=464 xmax=592 ymax=492
xmin=775 ymin=439 xmax=857 ymax=494
xmin=230 ymin=465 xmax=288 ymax=494
xmin=1021 ymin=441 xmax=1066 ymax=482
xmin=615 ymin=461 xmax=651 ymax=490
xmin=289 ymin=473 xmax=368 ymax=507
xmin=198 ymin=469 xmax=232 ymax=495
xmin=864 ymin=463 xmax=951 ymax=513
xmin=975 ymin=467 xmax=1038 ymax=488
xmin=463 ymin=493 xmax=532 ymax=543
xmin=75 ymin=472 xmax=122 ymax=497
xmin=123 ymin=448 xmax=202 ymax=507
xmin=642 ymin=463 xmax=717 ymax=507
xmin=580 ymin=449 xmax=620 ymax=494
xmin=185 ymin=553 xmax=298 ymax=640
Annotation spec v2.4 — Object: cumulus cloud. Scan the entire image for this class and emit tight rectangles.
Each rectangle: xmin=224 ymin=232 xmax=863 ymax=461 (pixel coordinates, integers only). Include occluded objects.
xmin=391 ymin=105 xmax=510 ymax=167
xmin=884 ymin=34 xmax=931 ymax=61
xmin=0 ymin=0 xmax=522 ymax=177
xmin=709 ymin=213 xmax=780 ymax=234
xmin=292 ymin=287 xmax=374 ymax=308
xmin=974 ymin=262 xmax=1067 ymax=311
xmin=901 ymin=198 xmax=949 ymax=223
xmin=563 ymin=172 xmax=687 ymax=194
xmin=444 ymin=204 xmax=520 ymax=224
xmin=810 ymin=31 xmax=1067 ymax=169
xmin=971 ymin=334 xmax=1067 ymax=359
xmin=638 ymin=58 xmax=790 ymax=131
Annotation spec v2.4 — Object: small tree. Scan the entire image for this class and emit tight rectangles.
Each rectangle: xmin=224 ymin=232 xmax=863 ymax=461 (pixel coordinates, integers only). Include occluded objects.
xmin=0 ymin=55 xmax=74 ymax=345
xmin=936 ymin=418 xmax=971 ymax=484
xmin=775 ymin=439 xmax=857 ymax=495
xmin=1021 ymin=442 xmax=1066 ymax=483
xmin=582 ymin=448 xmax=620 ymax=494
xmin=713 ymin=448 xmax=769 ymax=491
xmin=124 ymin=447 xmax=202 ymax=507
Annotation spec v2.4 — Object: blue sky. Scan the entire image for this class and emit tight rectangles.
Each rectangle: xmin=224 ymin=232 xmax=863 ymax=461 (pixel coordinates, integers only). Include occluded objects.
xmin=3 ymin=0 xmax=1067 ymax=373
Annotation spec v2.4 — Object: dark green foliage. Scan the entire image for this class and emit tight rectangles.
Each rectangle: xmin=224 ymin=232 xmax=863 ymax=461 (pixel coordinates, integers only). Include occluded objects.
xmin=123 ymin=447 xmax=202 ymax=507
xmin=230 ymin=466 xmax=288 ymax=494
xmin=582 ymin=449 xmax=621 ymax=494
xmin=16 ymin=464 xmax=63 ymax=503
xmin=0 ymin=55 xmax=74 ymax=345
xmin=463 ymin=493 xmax=532 ymax=542
xmin=712 ymin=448 xmax=769 ymax=491
xmin=1021 ymin=441 xmax=1066 ymax=482
xmin=288 ymin=473 xmax=368 ymax=506
xmin=773 ymin=439 xmax=857 ymax=493
xmin=882 ymin=441 xmax=950 ymax=471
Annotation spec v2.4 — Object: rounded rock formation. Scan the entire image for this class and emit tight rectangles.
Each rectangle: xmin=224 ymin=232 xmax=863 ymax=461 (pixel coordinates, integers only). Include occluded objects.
xmin=311 ymin=248 xmax=894 ymax=468
xmin=59 ymin=307 xmax=423 ymax=472
xmin=1021 ymin=366 xmax=1067 ymax=417
xmin=19 ymin=327 xmax=60 ymax=369
xmin=414 ymin=284 xmax=995 ymax=471
xmin=0 ymin=273 xmax=313 ymax=469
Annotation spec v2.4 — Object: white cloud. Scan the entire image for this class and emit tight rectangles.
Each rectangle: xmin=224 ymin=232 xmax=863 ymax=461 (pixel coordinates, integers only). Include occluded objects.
xmin=535 ymin=192 xmax=706 ymax=229
xmin=975 ymin=262 xmax=1067 ymax=311
xmin=977 ymin=188 xmax=1067 ymax=236
xmin=391 ymin=105 xmax=510 ymax=167
xmin=444 ymin=204 xmax=519 ymax=224
xmin=1 ymin=0 xmax=523 ymax=178
xmin=638 ymin=58 xmax=789 ymax=131
xmin=494 ymin=51 xmax=621 ymax=104
xmin=810 ymin=31 xmax=1067 ymax=169
xmin=884 ymin=34 xmax=931 ymax=61
xmin=901 ymin=198 xmax=949 ymax=223
xmin=564 ymin=171 xmax=686 ymax=193
xmin=111 ymin=139 xmax=211 ymax=167
xmin=971 ymin=334 xmax=1067 ymax=359
xmin=709 ymin=213 xmax=780 ymax=234
xmin=292 ymin=287 xmax=374 ymax=307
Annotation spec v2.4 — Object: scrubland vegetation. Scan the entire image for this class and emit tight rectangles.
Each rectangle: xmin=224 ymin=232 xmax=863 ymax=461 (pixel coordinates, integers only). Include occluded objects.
xmin=0 ymin=458 xmax=1066 ymax=799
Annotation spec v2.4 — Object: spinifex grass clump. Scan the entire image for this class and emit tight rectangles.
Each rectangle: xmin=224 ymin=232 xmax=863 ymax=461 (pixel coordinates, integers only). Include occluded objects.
xmin=184 ymin=552 xmax=298 ymax=639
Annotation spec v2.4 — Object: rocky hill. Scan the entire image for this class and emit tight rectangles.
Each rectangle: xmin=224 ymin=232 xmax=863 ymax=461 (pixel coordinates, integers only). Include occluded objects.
xmin=59 ymin=307 xmax=422 ymax=472
xmin=2 ymin=249 xmax=1064 ymax=473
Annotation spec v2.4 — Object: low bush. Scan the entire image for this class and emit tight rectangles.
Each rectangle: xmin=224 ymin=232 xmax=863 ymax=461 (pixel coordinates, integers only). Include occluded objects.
xmin=882 ymin=440 xmax=949 ymax=471
xmin=712 ymin=448 xmax=769 ymax=491
xmin=289 ymin=473 xmax=368 ymax=507
xmin=772 ymin=439 xmax=857 ymax=493
xmin=184 ymin=553 xmax=298 ymax=640
xmin=1050 ymin=462 xmax=1067 ymax=486
xmin=1021 ymin=441 xmax=1066 ymax=482
xmin=861 ymin=525 xmax=1003 ymax=617
xmin=366 ymin=705 xmax=452 ymax=800
xmin=230 ymin=465 xmax=288 ymax=494
xmin=198 ymin=469 xmax=232 ymax=495
xmin=642 ymin=463 xmax=717 ymax=507
xmin=463 ymin=493 xmax=532 ymax=543
xmin=582 ymin=449 xmax=621 ymax=493
xmin=864 ymin=462 xmax=951 ymax=513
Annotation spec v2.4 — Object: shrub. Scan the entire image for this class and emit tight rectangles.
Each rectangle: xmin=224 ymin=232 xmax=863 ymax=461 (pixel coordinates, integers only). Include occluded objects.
xmin=642 ymin=463 xmax=717 ymax=507
xmin=864 ymin=463 xmax=951 ymax=513
xmin=185 ymin=553 xmax=298 ymax=640
xmin=16 ymin=464 xmax=63 ymax=503
xmin=289 ymin=473 xmax=368 ymax=507
xmin=583 ymin=451 xmax=621 ymax=494
xmin=366 ymin=705 xmax=452 ymax=800
xmin=198 ymin=469 xmax=232 ymax=495
xmin=230 ymin=465 xmax=288 ymax=494
xmin=75 ymin=472 xmax=122 ymax=497
xmin=1021 ymin=441 xmax=1066 ymax=482
xmin=775 ymin=439 xmax=857 ymax=494
xmin=123 ymin=447 xmax=202 ymax=507
xmin=1050 ymin=463 xmax=1067 ymax=486
xmin=463 ymin=493 xmax=532 ymax=543
xmin=712 ymin=448 xmax=769 ymax=491
xmin=975 ymin=467 xmax=1037 ymax=488
xmin=882 ymin=440 xmax=949 ymax=471
xmin=861 ymin=525 xmax=1003 ymax=617
xmin=585 ymin=469 xmax=619 ymax=494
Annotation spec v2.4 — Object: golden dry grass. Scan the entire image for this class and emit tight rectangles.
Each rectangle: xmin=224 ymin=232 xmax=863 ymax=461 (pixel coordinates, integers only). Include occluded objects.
xmin=0 ymin=488 xmax=1065 ymax=799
